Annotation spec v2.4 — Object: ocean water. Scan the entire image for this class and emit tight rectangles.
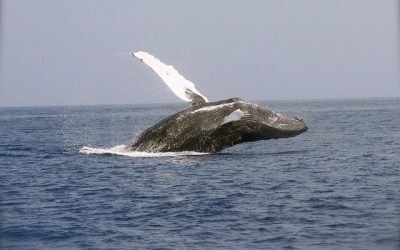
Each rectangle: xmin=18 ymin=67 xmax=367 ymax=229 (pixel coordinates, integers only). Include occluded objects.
xmin=0 ymin=98 xmax=399 ymax=249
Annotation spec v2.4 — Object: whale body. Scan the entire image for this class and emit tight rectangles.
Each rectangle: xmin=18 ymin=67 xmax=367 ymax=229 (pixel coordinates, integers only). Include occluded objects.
xmin=129 ymin=51 xmax=307 ymax=153
xmin=128 ymin=97 xmax=307 ymax=153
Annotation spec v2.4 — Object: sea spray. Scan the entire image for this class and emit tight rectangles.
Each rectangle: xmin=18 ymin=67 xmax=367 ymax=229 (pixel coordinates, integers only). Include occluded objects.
xmin=79 ymin=145 xmax=209 ymax=157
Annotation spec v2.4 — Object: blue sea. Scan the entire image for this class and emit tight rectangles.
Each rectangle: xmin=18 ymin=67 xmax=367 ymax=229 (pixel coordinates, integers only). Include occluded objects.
xmin=1 ymin=98 xmax=399 ymax=249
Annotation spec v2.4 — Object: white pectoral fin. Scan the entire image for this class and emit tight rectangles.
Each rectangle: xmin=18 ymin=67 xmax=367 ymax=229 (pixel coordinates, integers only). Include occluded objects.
xmin=221 ymin=109 xmax=245 ymax=125
xmin=133 ymin=51 xmax=208 ymax=105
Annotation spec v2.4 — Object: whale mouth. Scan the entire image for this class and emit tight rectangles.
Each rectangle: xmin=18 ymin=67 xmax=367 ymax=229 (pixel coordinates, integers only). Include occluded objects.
xmin=238 ymin=103 xmax=307 ymax=134
xmin=261 ymin=116 xmax=307 ymax=135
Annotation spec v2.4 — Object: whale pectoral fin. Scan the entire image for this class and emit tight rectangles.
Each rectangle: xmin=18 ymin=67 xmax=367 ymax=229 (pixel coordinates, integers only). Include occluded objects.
xmin=133 ymin=51 xmax=209 ymax=105
xmin=185 ymin=88 xmax=207 ymax=106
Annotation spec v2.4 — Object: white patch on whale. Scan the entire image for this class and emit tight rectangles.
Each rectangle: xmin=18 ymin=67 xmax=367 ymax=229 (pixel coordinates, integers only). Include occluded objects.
xmin=133 ymin=51 xmax=208 ymax=103
xmin=221 ymin=109 xmax=244 ymax=125
xmin=190 ymin=100 xmax=248 ymax=114
xmin=191 ymin=103 xmax=234 ymax=113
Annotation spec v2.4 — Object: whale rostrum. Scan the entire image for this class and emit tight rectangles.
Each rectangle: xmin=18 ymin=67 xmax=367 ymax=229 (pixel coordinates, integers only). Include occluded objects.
xmin=129 ymin=51 xmax=307 ymax=153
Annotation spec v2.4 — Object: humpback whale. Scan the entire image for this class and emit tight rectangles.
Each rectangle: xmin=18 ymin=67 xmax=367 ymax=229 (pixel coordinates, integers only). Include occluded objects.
xmin=128 ymin=51 xmax=307 ymax=153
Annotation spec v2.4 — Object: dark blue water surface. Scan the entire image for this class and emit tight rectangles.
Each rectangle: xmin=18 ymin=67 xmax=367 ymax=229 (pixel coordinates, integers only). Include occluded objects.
xmin=1 ymin=98 xmax=399 ymax=249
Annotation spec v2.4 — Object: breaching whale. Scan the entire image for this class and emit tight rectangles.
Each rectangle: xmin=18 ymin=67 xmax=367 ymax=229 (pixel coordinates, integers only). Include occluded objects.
xmin=128 ymin=51 xmax=307 ymax=153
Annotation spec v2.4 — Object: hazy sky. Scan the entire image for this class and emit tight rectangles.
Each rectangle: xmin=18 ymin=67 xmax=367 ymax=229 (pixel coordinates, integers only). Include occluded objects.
xmin=0 ymin=0 xmax=399 ymax=107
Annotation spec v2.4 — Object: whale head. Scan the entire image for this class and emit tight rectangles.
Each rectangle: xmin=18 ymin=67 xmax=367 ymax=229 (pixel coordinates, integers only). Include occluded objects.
xmin=197 ymin=98 xmax=307 ymax=152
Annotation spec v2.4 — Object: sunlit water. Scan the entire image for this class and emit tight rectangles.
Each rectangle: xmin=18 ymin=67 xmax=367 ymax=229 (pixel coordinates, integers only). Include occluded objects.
xmin=1 ymin=98 xmax=399 ymax=249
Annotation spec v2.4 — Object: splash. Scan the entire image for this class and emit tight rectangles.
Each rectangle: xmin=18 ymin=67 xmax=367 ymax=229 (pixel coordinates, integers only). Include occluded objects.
xmin=79 ymin=145 xmax=209 ymax=157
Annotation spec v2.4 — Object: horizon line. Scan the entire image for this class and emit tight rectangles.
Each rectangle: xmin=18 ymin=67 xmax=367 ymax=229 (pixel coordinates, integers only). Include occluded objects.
xmin=0 ymin=95 xmax=399 ymax=109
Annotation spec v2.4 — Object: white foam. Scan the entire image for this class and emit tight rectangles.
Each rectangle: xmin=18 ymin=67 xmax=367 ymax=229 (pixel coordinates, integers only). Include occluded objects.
xmin=133 ymin=51 xmax=208 ymax=103
xmin=79 ymin=145 xmax=209 ymax=158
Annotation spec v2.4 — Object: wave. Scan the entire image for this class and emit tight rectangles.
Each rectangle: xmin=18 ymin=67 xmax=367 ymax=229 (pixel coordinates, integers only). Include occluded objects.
xmin=79 ymin=145 xmax=209 ymax=158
